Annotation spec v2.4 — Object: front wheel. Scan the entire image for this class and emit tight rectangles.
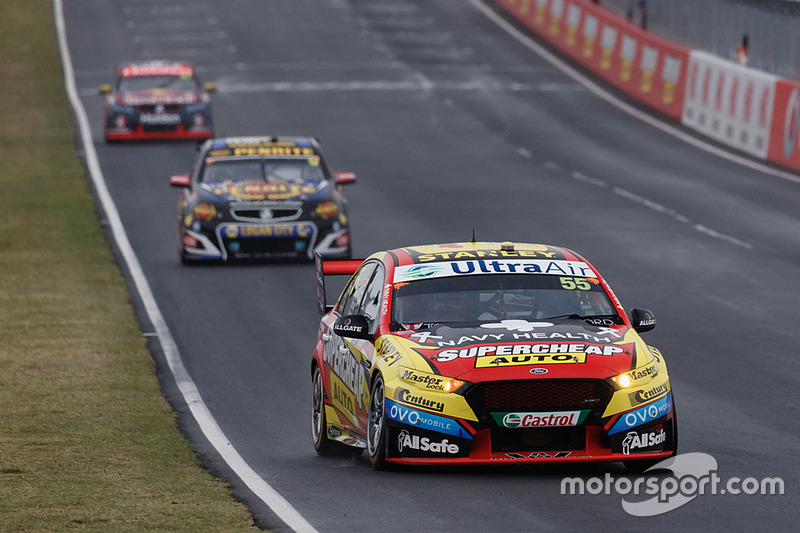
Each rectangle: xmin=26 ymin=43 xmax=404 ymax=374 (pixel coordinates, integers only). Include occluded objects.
xmin=367 ymin=375 xmax=388 ymax=469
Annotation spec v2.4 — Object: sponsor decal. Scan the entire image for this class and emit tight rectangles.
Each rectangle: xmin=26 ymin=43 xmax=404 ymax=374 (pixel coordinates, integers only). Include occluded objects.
xmin=397 ymin=429 xmax=460 ymax=455
xmin=393 ymin=259 xmax=593 ymax=282
xmin=315 ymin=201 xmax=339 ymax=220
xmin=231 ymin=146 xmax=316 ymax=157
xmin=481 ymin=320 xmax=554 ymax=332
xmin=221 ymin=223 xmax=313 ymax=239
xmin=209 ymin=181 xmax=317 ymax=201
xmin=626 ymin=362 xmax=658 ymax=382
xmin=386 ymin=400 xmax=471 ymax=439
xmin=322 ymin=337 xmax=366 ymax=409
xmin=193 ymin=204 xmax=217 ymax=221
xmin=609 ymin=393 xmax=671 ymax=435
xmin=476 ymin=352 xmax=586 ymax=368
xmin=395 ymin=387 xmax=445 ymax=413
xmin=397 ymin=429 xmax=461 ymax=455
xmin=628 ymin=381 xmax=669 ymax=407
xmin=121 ymin=64 xmax=194 ymax=77
xmin=428 ymin=329 xmax=622 ymax=347
xmin=376 ymin=337 xmax=402 ymax=367
xmin=432 ymin=342 xmax=628 ymax=364
xmin=492 ymin=410 xmax=589 ymax=428
xmin=502 ymin=451 xmax=571 ymax=459
xmin=140 ymin=113 xmax=181 ymax=125
xmin=415 ymin=248 xmax=558 ymax=262
xmin=399 ymin=368 xmax=446 ymax=391
xmin=334 ymin=318 xmax=364 ymax=335
xmin=622 ymin=427 xmax=667 ymax=455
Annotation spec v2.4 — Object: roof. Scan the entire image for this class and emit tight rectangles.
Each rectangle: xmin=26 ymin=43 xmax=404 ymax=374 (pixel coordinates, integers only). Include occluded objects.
xmin=390 ymin=242 xmax=580 ymax=266
xmin=117 ymin=60 xmax=194 ymax=78
xmin=204 ymin=136 xmax=321 ymax=158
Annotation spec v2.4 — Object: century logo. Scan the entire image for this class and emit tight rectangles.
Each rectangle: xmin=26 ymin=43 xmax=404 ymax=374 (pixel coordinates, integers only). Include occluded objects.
xmin=396 ymin=387 xmax=445 ymax=412
xmin=629 ymin=382 xmax=669 ymax=407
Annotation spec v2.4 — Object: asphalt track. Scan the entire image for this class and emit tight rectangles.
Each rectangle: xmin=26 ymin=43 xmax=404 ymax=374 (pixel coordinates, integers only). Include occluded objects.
xmin=60 ymin=0 xmax=798 ymax=531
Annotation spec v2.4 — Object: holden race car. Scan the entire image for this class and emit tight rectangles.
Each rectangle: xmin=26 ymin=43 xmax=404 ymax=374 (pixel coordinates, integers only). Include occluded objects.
xmin=311 ymin=242 xmax=677 ymax=470
xmin=170 ymin=136 xmax=356 ymax=262
xmin=98 ymin=60 xmax=215 ymax=141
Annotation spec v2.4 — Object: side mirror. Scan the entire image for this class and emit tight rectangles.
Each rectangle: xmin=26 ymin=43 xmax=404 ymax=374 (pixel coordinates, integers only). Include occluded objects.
xmin=97 ymin=84 xmax=112 ymax=95
xmin=169 ymin=174 xmax=191 ymax=188
xmin=333 ymin=314 xmax=372 ymax=340
xmin=204 ymin=81 xmax=217 ymax=93
xmin=336 ymin=171 xmax=357 ymax=185
xmin=630 ymin=308 xmax=656 ymax=333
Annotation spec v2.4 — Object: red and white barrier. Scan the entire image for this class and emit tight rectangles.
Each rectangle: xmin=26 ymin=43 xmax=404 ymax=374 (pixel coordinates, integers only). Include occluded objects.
xmin=682 ymin=51 xmax=776 ymax=159
xmin=768 ymin=79 xmax=800 ymax=170
xmin=498 ymin=0 xmax=689 ymax=120
xmin=495 ymin=0 xmax=800 ymax=174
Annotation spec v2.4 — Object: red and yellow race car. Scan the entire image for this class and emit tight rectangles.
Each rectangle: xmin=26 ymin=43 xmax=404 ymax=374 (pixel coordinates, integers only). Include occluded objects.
xmin=98 ymin=60 xmax=215 ymax=141
xmin=311 ymin=241 xmax=677 ymax=470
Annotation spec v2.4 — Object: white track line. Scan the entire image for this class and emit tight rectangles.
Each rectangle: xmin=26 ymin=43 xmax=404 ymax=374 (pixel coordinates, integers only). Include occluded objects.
xmin=469 ymin=0 xmax=800 ymax=186
xmin=52 ymin=1 xmax=317 ymax=531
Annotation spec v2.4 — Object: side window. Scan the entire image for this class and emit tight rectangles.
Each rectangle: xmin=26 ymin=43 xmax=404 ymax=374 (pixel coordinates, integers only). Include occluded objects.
xmin=359 ymin=265 xmax=385 ymax=333
xmin=338 ymin=262 xmax=378 ymax=316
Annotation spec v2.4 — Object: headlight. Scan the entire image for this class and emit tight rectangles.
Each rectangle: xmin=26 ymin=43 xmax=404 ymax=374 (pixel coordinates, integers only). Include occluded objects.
xmin=610 ymin=361 xmax=659 ymax=390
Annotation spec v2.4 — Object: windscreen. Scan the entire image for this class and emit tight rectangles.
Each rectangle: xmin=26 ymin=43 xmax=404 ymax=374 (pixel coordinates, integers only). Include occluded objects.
xmin=391 ymin=274 xmax=617 ymax=326
xmin=200 ymin=157 xmax=326 ymax=183
xmin=119 ymin=75 xmax=198 ymax=92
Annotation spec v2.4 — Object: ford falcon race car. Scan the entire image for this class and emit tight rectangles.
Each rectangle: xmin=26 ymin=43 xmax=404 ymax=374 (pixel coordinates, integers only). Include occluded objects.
xmin=170 ymin=136 xmax=355 ymax=262
xmin=98 ymin=60 xmax=215 ymax=141
xmin=311 ymin=242 xmax=677 ymax=470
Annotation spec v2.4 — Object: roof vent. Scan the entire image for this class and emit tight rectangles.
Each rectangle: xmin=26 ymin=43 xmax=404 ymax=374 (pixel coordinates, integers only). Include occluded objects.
xmin=500 ymin=241 xmax=515 ymax=252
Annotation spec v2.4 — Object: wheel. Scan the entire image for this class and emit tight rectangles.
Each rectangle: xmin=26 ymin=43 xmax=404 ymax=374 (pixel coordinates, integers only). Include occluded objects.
xmin=178 ymin=226 xmax=190 ymax=264
xmin=624 ymin=398 xmax=678 ymax=473
xmin=367 ymin=374 xmax=388 ymax=469
xmin=311 ymin=364 xmax=336 ymax=456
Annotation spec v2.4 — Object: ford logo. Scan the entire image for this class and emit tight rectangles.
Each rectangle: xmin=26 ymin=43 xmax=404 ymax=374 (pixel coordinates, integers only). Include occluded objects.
xmin=530 ymin=368 xmax=548 ymax=375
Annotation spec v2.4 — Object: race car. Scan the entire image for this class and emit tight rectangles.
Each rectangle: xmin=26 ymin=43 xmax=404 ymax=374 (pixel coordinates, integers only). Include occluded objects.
xmin=98 ymin=60 xmax=215 ymax=141
xmin=311 ymin=242 xmax=677 ymax=470
xmin=170 ymin=136 xmax=355 ymax=262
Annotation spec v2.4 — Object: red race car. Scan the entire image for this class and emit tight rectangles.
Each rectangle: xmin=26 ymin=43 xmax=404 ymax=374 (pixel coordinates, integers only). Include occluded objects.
xmin=98 ymin=60 xmax=215 ymax=141
xmin=311 ymin=241 xmax=677 ymax=470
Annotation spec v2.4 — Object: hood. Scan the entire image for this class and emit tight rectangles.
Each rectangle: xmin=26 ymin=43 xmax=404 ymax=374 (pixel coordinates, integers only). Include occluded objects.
xmin=121 ymin=88 xmax=199 ymax=106
xmin=200 ymin=179 xmax=328 ymax=203
xmin=391 ymin=319 xmax=643 ymax=382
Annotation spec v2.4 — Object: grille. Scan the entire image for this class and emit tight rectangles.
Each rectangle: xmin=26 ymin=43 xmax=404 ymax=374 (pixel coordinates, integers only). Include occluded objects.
xmin=221 ymin=235 xmax=312 ymax=256
xmin=465 ymin=379 xmax=612 ymax=412
xmin=230 ymin=207 xmax=302 ymax=223
xmin=142 ymin=123 xmax=180 ymax=132
xmin=136 ymin=105 xmax=182 ymax=113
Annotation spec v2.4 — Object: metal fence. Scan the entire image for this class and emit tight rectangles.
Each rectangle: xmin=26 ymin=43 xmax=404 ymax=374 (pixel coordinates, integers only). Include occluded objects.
xmin=598 ymin=0 xmax=800 ymax=79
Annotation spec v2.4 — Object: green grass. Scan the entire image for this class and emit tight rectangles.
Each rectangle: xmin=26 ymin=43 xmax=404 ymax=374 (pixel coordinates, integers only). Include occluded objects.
xmin=0 ymin=3 xmax=260 ymax=531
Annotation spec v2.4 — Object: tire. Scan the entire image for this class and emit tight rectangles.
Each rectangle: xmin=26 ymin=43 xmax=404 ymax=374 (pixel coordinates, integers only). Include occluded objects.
xmin=178 ymin=226 xmax=189 ymax=264
xmin=367 ymin=374 xmax=388 ymax=469
xmin=624 ymin=398 xmax=678 ymax=473
xmin=311 ymin=364 xmax=336 ymax=456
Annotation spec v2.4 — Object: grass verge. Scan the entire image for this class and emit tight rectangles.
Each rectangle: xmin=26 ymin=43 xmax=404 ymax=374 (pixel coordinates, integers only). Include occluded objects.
xmin=0 ymin=3 xmax=260 ymax=531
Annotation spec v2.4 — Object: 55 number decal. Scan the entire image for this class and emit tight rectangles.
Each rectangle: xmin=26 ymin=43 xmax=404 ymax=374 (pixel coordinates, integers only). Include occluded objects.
xmin=560 ymin=277 xmax=591 ymax=290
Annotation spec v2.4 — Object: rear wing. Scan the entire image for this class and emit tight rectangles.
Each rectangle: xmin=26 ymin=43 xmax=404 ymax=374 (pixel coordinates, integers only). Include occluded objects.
xmin=315 ymin=252 xmax=363 ymax=315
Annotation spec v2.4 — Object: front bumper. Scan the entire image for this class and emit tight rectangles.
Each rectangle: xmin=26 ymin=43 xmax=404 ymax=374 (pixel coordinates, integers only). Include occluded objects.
xmin=182 ymin=222 xmax=350 ymax=261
